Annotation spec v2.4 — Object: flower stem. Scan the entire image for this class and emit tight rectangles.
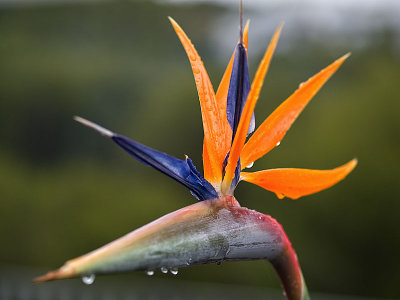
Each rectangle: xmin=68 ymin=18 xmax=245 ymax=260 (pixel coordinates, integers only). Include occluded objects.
xmin=270 ymin=232 xmax=310 ymax=300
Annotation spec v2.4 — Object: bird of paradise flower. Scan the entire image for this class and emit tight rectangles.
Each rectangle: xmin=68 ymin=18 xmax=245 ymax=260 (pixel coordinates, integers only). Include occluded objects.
xmin=35 ymin=15 xmax=356 ymax=300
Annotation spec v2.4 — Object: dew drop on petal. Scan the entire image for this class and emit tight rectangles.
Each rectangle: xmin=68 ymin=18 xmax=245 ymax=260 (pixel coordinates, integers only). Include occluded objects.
xmin=170 ymin=268 xmax=178 ymax=275
xmin=145 ymin=270 xmax=154 ymax=276
xmin=192 ymin=67 xmax=200 ymax=74
xmin=276 ymin=141 xmax=280 ymax=147
xmin=246 ymin=162 xmax=254 ymax=168
xmin=82 ymin=274 xmax=95 ymax=285
xmin=186 ymin=257 xmax=193 ymax=265
xmin=161 ymin=267 xmax=168 ymax=274
xmin=188 ymin=51 xmax=197 ymax=62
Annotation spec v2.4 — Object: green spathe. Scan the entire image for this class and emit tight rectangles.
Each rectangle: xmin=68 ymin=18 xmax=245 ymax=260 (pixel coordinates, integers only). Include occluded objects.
xmin=35 ymin=196 xmax=308 ymax=300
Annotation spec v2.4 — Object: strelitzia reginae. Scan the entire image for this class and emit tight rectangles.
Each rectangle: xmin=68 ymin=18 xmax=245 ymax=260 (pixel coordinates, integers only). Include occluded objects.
xmin=35 ymin=13 xmax=357 ymax=300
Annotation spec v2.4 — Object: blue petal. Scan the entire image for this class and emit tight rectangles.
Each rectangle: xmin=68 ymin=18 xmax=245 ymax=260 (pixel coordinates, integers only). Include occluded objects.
xmin=112 ymin=134 xmax=218 ymax=201
xmin=221 ymin=151 xmax=241 ymax=192
xmin=226 ymin=43 xmax=255 ymax=140
xmin=74 ymin=117 xmax=218 ymax=200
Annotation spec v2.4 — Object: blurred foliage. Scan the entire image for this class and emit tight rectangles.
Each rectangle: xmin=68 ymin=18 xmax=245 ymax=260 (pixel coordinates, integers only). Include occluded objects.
xmin=0 ymin=1 xmax=399 ymax=299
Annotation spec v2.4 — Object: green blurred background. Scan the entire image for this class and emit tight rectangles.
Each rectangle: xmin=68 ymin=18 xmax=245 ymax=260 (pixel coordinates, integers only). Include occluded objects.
xmin=0 ymin=0 xmax=399 ymax=299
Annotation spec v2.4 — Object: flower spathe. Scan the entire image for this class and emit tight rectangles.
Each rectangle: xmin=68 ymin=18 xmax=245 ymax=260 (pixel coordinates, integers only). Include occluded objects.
xmin=35 ymin=16 xmax=356 ymax=300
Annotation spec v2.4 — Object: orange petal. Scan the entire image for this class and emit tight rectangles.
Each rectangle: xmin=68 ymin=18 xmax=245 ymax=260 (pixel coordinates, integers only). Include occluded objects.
xmin=243 ymin=19 xmax=249 ymax=50
xmin=205 ymin=20 xmax=251 ymax=179
xmin=202 ymin=139 xmax=213 ymax=181
xmin=240 ymin=159 xmax=357 ymax=199
xmin=221 ymin=24 xmax=282 ymax=194
xmin=215 ymin=20 xmax=250 ymax=122
xmin=216 ymin=19 xmax=250 ymax=101
xmin=169 ymin=17 xmax=228 ymax=187
xmin=241 ymin=53 xmax=351 ymax=169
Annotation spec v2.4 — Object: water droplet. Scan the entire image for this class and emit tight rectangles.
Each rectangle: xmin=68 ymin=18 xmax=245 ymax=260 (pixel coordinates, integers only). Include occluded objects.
xmin=192 ymin=67 xmax=200 ymax=74
xmin=189 ymin=51 xmax=197 ymax=62
xmin=246 ymin=162 xmax=254 ymax=168
xmin=170 ymin=268 xmax=178 ymax=275
xmin=160 ymin=267 xmax=168 ymax=274
xmin=276 ymin=141 xmax=281 ymax=147
xmin=82 ymin=274 xmax=95 ymax=285
xmin=145 ymin=270 xmax=154 ymax=276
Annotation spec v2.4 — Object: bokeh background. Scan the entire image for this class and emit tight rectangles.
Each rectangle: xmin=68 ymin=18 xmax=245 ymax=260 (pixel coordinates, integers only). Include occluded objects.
xmin=0 ymin=0 xmax=399 ymax=299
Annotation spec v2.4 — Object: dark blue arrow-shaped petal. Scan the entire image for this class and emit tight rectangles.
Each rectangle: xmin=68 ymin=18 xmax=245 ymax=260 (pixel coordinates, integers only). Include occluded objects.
xmin=222 ymin=151 xmax=241 ymax=193
xmin=226 ymin=43 xmax=255 ymax=141
xmin=74 ymin=116 xmax=218 ymax=201
xmin=224 ymin=43 xmax=253 ymax=188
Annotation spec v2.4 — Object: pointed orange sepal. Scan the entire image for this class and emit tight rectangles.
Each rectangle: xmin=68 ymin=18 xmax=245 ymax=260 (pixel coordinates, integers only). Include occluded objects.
xmin=202 ymin=139 xmax=213 ymax=181
xmin=241 ymin=53 xmax=351 ymax=169
xmin=240 ymin=159 xmax=357 ymax=199
xmin=216 ymin=19 xmax=250 ymax=103
xmin=203 ymin=20 xmax=251 ymax=181
xmin=221 ymin=24 xmax=283 ymax=194
xmin=243 ymin=20 xmax=249 ymax=50
xmin=215 ymin=19 xmax=250 ymax=121
xmin=169 ymin=17 xmax=228 ymax=187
